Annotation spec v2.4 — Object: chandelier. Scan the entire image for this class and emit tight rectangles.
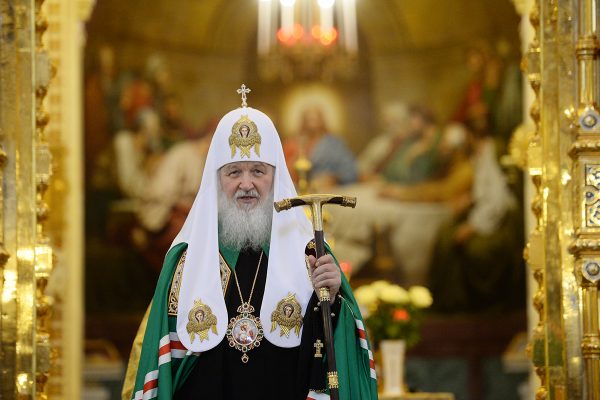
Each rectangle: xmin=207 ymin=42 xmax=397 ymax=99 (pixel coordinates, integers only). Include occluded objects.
xmin=257 ymin=0 xmax=358 ymax=82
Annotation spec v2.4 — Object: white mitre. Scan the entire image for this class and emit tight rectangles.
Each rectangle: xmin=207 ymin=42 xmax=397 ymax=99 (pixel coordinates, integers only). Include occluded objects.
xmin=172 ymin=101 xmax=314 ymax=352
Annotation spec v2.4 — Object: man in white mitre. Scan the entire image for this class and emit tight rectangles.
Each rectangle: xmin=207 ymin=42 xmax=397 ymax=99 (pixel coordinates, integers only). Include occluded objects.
xmin=126 ymin=87 xmax=378 ymax=400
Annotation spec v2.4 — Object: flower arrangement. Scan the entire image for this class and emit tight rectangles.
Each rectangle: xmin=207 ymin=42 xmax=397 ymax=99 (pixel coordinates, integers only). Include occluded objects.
xmin=354 ymin=280 xmax=433 ymax=348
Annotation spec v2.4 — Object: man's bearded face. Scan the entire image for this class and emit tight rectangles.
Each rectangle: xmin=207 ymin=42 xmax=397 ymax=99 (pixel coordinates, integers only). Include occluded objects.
xmin=219 ymin=161 xmax=274 ymax=210
xmin=217 ymin=161 xmax=275 ymax=250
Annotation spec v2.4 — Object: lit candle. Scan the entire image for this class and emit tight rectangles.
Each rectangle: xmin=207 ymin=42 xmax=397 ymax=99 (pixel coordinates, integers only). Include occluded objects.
xmin=280 ymin=0 xmax=296 ymax=36
xmin=342 ymin=0 xmax=357 ymax=53
xmin=318 ymin=0 xmax=335 ymax=35
xmin=258 ymin=0 xmax=272 ymax=55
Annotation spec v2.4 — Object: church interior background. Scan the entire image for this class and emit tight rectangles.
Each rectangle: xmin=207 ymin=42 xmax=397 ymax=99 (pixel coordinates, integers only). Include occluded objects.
xmin=1 ymin=0 xmax=599 ymax=399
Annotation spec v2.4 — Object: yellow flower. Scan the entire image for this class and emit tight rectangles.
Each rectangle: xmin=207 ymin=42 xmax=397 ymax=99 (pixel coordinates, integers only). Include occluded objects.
xmin=379 ymin=284 xmax=410 ymax=304
xmin=409 ymin=286 xmax=433 ymax=308
xmin=354 ymin=285 xmax=378 ymax=308
xmin=369 ymin=280 xmax=391 ymax=294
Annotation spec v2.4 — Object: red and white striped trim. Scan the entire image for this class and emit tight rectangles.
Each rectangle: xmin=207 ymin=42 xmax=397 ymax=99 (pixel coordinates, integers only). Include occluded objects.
xmin=132 ymin=332 xmax=192 ymax=400
xmin=355 ymin=319 xmax=369 ymax=349
xmin=368 ymin=349 xmax=376 ymax=379
xmin=158 ymin=332 xmax=189 ymax=365
xmin=355 ymin=319 xmax=377 ymax=380
xmin=307 ymin=390 xmax=330 ymax=400
xmin=133 ymin=369 xmax=159 ymax=400
xmin=169 ymin=331 xmax=188 ymax=359
xmin=158 ymin=335 xmax=171 ymax=366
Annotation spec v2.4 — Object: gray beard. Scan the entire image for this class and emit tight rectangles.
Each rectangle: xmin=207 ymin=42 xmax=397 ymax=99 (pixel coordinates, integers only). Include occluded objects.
xmin=217 ymin=187 xmax=274 ymax=252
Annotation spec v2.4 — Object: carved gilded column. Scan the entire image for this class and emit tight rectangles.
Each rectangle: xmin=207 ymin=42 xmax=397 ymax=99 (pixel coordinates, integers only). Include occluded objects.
xmin=520 ymin=0 xmax=549 ymax=398
xmin=0 ymin=0 xmax=62 ymax=397
xmin=33 ymin=0 xmax=54 ymax=398
xmin=0 ymin=0 xmax=16 ymax=293
xmin=0 ymin=1 xmax=15 ymax=397
xmin=0 ymin=0 xmax=38 ymax=398
xmin=538 ymin=0 xmax=584 ymax=397
xmin=0 ymin=0 xmax=12 ymax=282
xmin=567 ymin=0 xmax=600 ymax=397
xmin=524 ymin=0 xmax=600 ymax=400
xmin=43 ymin=0 xmax=95 ymax=398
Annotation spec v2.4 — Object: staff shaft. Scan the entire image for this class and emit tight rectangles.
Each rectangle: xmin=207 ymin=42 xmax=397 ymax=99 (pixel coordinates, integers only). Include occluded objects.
xmin=314 ymin=229 xmax=339 ymax=400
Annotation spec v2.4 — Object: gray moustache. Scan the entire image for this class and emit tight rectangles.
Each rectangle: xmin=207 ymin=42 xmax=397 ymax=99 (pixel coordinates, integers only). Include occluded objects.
xmin=234 ymin=190 xmax=260 ymax=199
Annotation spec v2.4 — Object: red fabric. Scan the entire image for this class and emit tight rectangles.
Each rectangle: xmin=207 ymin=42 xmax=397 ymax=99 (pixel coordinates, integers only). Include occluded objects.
xmin=143 ymin=378 xmax=158 ymax=392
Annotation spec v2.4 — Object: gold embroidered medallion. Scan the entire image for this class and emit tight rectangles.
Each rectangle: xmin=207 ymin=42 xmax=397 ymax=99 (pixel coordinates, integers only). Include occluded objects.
xmin=186 ymin=299 xmax=218 ymax=343
xmin=229 ymin=115 xmax=261 ymax=158
xmin=270 ymin=293 xmax=303 ymax=337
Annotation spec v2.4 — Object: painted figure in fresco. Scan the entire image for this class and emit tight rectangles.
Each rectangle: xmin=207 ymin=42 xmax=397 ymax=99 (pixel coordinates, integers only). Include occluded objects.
xmin=283 ymin=106 xmax=358 ymax=189
xmin=358 ymin=102 xmax=411 ymax=179
xmin=428 ymin=121 xmax=524 ymax=313
xmin=378 ymin=123 xmax=474 ymax=203
xmin=374 ymin=105 xmax=441 ymax=185
xmin=135 ymin=118 xmax=216 ymax=272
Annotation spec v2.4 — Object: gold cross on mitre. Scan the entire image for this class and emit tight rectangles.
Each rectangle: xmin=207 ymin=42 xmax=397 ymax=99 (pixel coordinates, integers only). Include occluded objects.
xmin=237 ymin=84 xmax=251 ymax=108
xmin=314 ymin=339 xmax=323 ymax=358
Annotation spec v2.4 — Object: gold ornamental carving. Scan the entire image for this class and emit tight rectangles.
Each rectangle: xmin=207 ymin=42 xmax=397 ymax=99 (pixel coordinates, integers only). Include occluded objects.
xmin=521 ymin=0 xmax=548 ymax=398
xmin=582 ymin=164 xmax=600 ymax=228
xmin=569 ymin=140 xmax=600 ymax=157
xmin=34 ymin=0 xmax=56 ymax=397
xmin=511 ymin=0 xmax=534 ymax=16
xmin=569 ymin=238 xmax=600 ymax=254
xmin=569 ymin=0 xmax=600 ymax=396
xmin=508 ymin=123 xmax=535 ymax=170
xmin=0 ymin=0 xmax=42 ymax=397
xmin=581 ymin=260 xmax=600 ymax=283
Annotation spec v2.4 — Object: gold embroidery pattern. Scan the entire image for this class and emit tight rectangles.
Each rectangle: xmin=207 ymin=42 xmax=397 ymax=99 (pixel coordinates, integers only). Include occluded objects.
xmin=186 ymin=299 xmax=218 ymax=343
xmin=305 ymin=255 xmax=312 ymax=278
xmin=270 ymin=293 xmax=303 ymax=337
xmin=229 ymin=115 xmax=261 ymax=158
xmin=168 ymin=250 xmax=187 ymax=316
xmin=168 ymin=251 xmax=231 ymax=316
xmin=219 ymin=253 xmax=231 ymax=295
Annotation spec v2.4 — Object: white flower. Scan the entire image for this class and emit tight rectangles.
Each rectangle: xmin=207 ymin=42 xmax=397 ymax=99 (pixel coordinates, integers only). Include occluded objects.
xmin=354 ymin=285 xmax=378 ymax=308
xmin=379 ymin=284 xmax=410 ymax=304
xmin=409 ymin=286 xmax=433 ymax=308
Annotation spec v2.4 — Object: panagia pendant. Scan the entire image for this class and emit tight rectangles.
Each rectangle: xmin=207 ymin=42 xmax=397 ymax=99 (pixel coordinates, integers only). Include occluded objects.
xmin=226 ymin=302 xmax=264 ymax=363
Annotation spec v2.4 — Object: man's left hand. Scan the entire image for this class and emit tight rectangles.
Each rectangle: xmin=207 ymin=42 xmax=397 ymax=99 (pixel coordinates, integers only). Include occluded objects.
xmin=308 ymin=254 xmax=341 ymax=300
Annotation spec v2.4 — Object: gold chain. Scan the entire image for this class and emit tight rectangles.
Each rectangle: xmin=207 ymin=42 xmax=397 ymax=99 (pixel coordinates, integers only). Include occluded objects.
xmin=233 ymin=251 xmax=263 ymax=305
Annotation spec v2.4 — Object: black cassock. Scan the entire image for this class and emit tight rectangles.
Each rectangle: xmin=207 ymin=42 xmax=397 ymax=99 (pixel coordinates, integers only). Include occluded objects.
xmin=174 ymin=247 xmax=338 ymax=400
